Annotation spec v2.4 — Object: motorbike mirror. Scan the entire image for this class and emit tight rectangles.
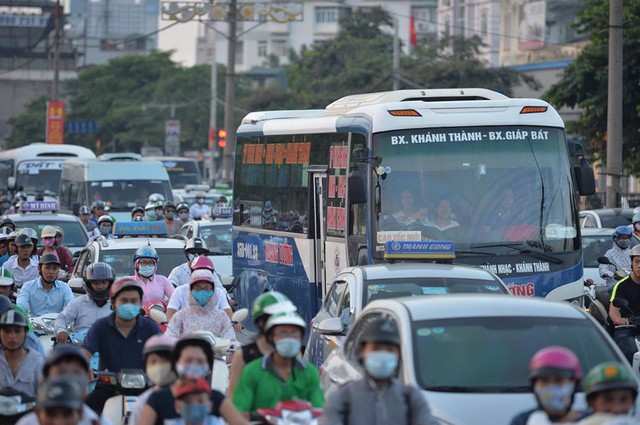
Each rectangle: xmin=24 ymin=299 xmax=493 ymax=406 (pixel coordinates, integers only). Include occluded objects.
xmin=317 ymin=317 xmax=344 ymax=336
xmin=148 ymin=307 xmax=168 ymax=324
xmin=231 ymin=308 xmax=248 ymax=324
xmin=598 ymin=256 xmax=611 ymax=265
xmin=613 ymin=298 xmax=630 ymax=309
xmin=68 ymin=277 xmax=84 ymax=289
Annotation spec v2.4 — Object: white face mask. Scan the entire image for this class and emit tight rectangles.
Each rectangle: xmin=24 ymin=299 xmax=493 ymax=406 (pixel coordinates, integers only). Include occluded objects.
xmin=146 ymin=363 xmax=174 ymax=386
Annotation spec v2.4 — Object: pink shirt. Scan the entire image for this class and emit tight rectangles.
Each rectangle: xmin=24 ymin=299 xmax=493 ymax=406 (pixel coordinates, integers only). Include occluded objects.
xmin=130 ymin=273 xmax=174 ymax=306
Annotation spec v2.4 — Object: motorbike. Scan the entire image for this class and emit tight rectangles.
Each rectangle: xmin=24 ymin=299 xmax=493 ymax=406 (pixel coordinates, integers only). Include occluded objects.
xmin=98 ymin=369 xmax=148 ymax=425
xmin=31 ymin=312 xmax=58 ymax=354
xmin=143 ymin=301 xmax=168 ymax=332
xmin=254 ymin=400 xmax=322 ymax=425
xmin=611 ymin=298 xmax=640 ymax=373
xmin=0 ymin=387 xmax=36 ymax=425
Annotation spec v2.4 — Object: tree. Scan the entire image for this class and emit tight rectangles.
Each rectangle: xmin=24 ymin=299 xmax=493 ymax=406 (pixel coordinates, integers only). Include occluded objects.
xmin=6 ymin=95 xmax=48 ymax=148
xmin=545 ymin=0 xmax=640 ymax=174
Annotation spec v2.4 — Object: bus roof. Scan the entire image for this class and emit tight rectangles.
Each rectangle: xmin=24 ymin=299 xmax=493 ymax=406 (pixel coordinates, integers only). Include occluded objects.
xmin=62 ymin=159 xmax=170 ymax=181
xmin=0 ymin=143 xmax=96 ymax=163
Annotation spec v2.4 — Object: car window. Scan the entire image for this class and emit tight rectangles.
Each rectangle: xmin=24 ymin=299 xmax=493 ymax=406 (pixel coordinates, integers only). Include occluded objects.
xmin=583 ymin=215 xmax=597 ymax=228
xmin=582 ymin=234 xmax=639 ymax=268
xmin=179 ymin=225 xmax=189 ymax=237
xmin=324 ymin=280 xmax=348 ymax=317
xmin=600 ymin=212 xmax=633 ymax=228
xmin=413 ymin=316 xmax=619 ymax=392
xmin=198 ymin=224 xmax=232 ymax=255
xmin=100 ymin=248 xmax=185 ymax=278
xmin=338 ymin=284 xmax=353 ymax=326
xmin=344 ymin=312 xmax=385 ymax=362
xmin=74 ymin=249 xmax=91 ymax=278
xmin=14 ymin=219 xmax=89 ymax=247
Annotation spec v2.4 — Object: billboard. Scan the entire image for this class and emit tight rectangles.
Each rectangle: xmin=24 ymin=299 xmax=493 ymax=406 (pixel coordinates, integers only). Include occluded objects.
xmin=518 ymin=0 xmax=546 ymax=51
xmin=46 ymin=101 xmax=65 ymax=144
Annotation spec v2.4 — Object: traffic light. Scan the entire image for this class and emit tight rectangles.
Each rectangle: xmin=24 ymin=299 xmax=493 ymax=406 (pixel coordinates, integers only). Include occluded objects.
xmin=218 ymin=129 xmax=227 ymax=149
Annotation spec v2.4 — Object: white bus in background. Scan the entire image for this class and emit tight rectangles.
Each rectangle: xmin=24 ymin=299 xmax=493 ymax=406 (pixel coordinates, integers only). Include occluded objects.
xmin=0 ymin=143 xmax=96 ymax=199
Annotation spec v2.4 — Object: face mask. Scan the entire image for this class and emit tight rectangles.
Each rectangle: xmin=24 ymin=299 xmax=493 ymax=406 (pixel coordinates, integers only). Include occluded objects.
xmin=363 ymin=351 xmax=399 ymax=379
xmin=147 ymin=210 xmax=156 ymax=219
xmin=179 ymin=403 xmax=209 ymax=424
xmin=99 ymin=226 xmax=112 ymax=235
xmin=116 ymin=304 xmax=140 ymax=321
xmin=535 ymin=383 xmax=575 ymax=413
xmin=165 ymin=212 xmax=175 ymax=221
xmin=43 ymin=239 xmax=55 ymax=248
xmin=176 ymin=363 xmax=210 ymax=378
xmin=138 ymin=265 xmax=155 ymax=277
xmin=617 ymin=239 xmax=631 ymax=249
xmin=275 ymin=338 xmax=301 ymax=358
xmin=191 ymin=290 xmax=214 ymax=306
xmin=196 ymin=198 xmax=204 ymax=205
xmin=155 ymin=210 xmax=164 ymax=220
xmin=179 ymin=212 xmax=189 ymax=221
xmin=146 ymin=363 xmax=174 ymax=386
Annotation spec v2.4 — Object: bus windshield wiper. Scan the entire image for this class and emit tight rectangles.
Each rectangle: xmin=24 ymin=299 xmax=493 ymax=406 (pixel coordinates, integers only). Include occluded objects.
xmin=455 ymin=250 xmax=498 ymax=257
xmin=471 ymin=243 xmax=562 ymax=264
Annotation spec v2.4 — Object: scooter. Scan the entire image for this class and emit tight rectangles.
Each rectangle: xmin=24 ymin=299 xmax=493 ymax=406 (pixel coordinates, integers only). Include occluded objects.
xmin=0 ymin=387 xmax=36 ymax=425
xmin=30 ymin=312 xmax=58 ymax=354
xmin=256 ymin=400 xmax=322 ymax=425
xmin=99 ymin=369 xmax=148 ymax=425
xmin=611 ymin=298 xmax=640 ymax=375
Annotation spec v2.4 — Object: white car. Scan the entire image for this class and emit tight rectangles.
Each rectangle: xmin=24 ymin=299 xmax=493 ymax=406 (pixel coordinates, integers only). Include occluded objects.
xmin=582 ymin=227 xmax=639 ymax=286
xmin=304 ymin=263 xmax=509 ymax=367
xmin=8 ymin=210 xmax=89 ymax=254
xmin=320 ymin=295 xmax=638 ymax=425
xmin=178 ymin=219 xmax=232 ymax=276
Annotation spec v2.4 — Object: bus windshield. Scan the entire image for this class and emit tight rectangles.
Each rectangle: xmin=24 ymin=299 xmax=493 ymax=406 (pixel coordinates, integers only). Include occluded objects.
xmin=17 ymin=160 xmax=64 ymax=194
xmin=373 ymin=126 xmax=578 ymax=257
xmin=161 ymin=160 xmax=201 ymax=188
xmin=89 ymin=180 xmax=172 ymax=209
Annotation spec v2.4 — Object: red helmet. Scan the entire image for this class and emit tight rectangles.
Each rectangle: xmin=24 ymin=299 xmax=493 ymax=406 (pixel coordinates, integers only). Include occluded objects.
xmin=190 ymin=256 xmax=214 ymax=272
xmin=530 ymin=346 xmax=582 ymax=380
xmin=109 ymin=277 xmax=143 ymax=301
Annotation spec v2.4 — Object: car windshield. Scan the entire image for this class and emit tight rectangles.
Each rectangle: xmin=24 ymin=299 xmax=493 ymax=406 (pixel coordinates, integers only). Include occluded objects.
xmin=162 ymin=160 xmax=201 ymax=188
xmin=413 ymin=316 xmax=617 ymax=393
xmin=16 ymin=160 xmax=64 ymax=194
xmin=89 ymin=180 xmax=172 ymax=209
xmin=599 ymin=212 xmax=633 ymax=229
xmin=582 ymin=233 xmax=639 ymax=268
xmin=14 ymin=219 xmax=88 ymax=247
xmin=198 ymin=223 xmax=232 ymax=255
xmin=364 ymin=278 xmax=507 ymax=305
xmin=99 ymin=248 xmax=185 ymax=277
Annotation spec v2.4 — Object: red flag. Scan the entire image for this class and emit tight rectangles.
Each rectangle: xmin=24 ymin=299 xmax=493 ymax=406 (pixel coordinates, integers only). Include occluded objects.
xmin=409 ymin=15 xmax=418 ymax=48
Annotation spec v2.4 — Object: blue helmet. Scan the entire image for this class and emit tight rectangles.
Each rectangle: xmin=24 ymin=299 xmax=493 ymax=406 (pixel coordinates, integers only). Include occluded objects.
xmin=134 ymin=245 xmax=158 ymax=262
xmin=613 ymin=226 xmax=633 ymax=239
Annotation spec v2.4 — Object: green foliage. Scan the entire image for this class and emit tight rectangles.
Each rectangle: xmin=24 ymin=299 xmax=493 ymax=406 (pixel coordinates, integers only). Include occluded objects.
xmin=545 ymin=0 xmax=640 ymax=174
xmin=6 ymin=95 xmax=48 ymax=148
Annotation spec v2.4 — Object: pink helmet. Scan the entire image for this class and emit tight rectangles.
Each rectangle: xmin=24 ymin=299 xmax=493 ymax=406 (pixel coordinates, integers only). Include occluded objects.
xmin=190 ymin=269 xmax=215 ymax=287
xmin=143 ymin=334 xmax=176 ymax=358
xmin=190 ymin=256 xmax=214 ymax=272
xmin=529 ymin=346 xmax=582 ymax=380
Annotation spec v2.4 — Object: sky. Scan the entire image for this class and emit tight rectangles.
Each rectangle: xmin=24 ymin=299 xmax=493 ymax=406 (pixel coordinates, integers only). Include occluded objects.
xmin=157 ymin=17 xmax=200 ymax=66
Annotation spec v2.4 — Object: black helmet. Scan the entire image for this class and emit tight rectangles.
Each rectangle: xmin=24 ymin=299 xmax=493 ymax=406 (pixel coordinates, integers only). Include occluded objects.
xmin=0 ymin=295 xmax=12 ymax=316
xmin=177 ymin=203 xmax=189 ymax=212
xmin=0 ymin=309 xmax=28 ymax=329
xmin=91 ymin=201 xmax=106 ymax=210
xmin=131 ymin=206 xmax=145 ymax=217
xmin=359 ymin=317 xmax=401 ymax=347
xmin=184 ymin=237 xmax=209 ymax=255
xmin=164 ymin=201 xmax=176 ymax=211
xmin=44 ymin=344 xmax=90 ymax=377
xmin=0 ymin=217 xmax=14 ymax=229
xmin=14 ymin=233 xmax=33 ymax=247
xmin=39 ymin=253 xmax=61 ymax=266
xmin=172 ymin=333 xmax=214 ymax=368
xmin=84 ymin=262 xmax=115 ymax=302
xmin=36 ymin=376 xmax=84 ymax=410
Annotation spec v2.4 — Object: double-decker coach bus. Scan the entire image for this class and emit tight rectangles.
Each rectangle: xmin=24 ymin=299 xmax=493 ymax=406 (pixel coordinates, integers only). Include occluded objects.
xmin=232 ymin=89 xmax=596 ymax=323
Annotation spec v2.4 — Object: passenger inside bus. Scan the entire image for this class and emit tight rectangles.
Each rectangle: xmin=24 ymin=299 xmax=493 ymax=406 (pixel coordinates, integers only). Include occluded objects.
xmin=390 ymin=189 xmax=428 ymax=227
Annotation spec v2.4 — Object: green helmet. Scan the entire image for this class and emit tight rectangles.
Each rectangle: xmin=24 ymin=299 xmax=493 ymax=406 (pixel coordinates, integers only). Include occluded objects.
xmin=251 ymin=291 xmax=297 ymax=323
xmin=583 ymin=362 xmax=638 ymax=399
xmin=0 ymin=267 xmax=13 ymax=287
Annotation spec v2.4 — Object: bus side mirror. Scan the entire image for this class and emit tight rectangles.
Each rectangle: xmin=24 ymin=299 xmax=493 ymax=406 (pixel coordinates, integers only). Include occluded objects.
xmin=574 ymin=158 xmax=596 ymax=196
xmin=7 ymin=177 xmax=15 ymax=190
xmin=348 ymin=174 xmax=366 ymax=204
xmin=72 ymin=203 xmax=80 ymax=216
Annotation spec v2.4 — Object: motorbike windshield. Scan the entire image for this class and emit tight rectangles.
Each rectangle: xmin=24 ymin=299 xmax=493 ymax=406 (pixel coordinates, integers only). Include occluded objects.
xmin=372 ymin=126 xmax=578 ymax=257
xmin=89 ymin=180 xmax=172 ymax=210
xmin=17 ymin=160 xmax=64 ymax=194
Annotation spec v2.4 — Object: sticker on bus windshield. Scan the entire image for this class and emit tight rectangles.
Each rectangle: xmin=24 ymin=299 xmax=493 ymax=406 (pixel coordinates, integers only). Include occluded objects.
xmin=422 ymin=287 xmax=447 ymax=295
xmin=376 ymin=231 xmax=421 ymax=244
xmin=545 ymin=225 xmax=577 ymax=239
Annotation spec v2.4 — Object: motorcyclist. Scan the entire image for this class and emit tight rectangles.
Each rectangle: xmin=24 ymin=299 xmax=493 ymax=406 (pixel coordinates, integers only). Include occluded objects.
xmin=633 ymin=214 xmax=640 ymax=239
xmin=132 ymin=206 xmax=146 ymax=221
xmin=139 ymin=333 xmax=247 ymax=425
xmin=7 ymin=230 xmax=17 ymax=256
xmin=32 ymin=377 xmax=85 ymax=425
xmin=0 ymin=309 xmax=44 ymax=397
xmin=233 ymin=311 xmax=323 ymax=416
xmin=600 ymin=226 xmax=633 ymax=288
xmin=0 ymin=267 xmax=18 ymax=302
xmin=578 ymin=361 xmax=638 ymax=425
xmin=79 ymin=205 xmax=99 ymax=236
xmin=176 ymin=203 xmax=191 ymax=225
xmin=0 ymin=230 xmax=9 ymax=266
xmin=166 ymin=269 xmax=234 ymax=340
xmin=189 ymin=192 xmax=209 ymax=221
xmin=510 ymin=346 xmax=585 ymax=424
xmin=97 ymin=214 xmax=116 ymax=239
xmin=0 ymin=217 xmax=15 ymax=232
xmin=130 ymin=245 xmax=174 ymax=306
xmin=89 ymin=201 xmax=106 ymax=227
xmin=83 ymin=277 xmax=162 ymax=414
xmin=16 ymin=344 xmax=110 ymax=425
xmin=16 ymin=254 xmax=73 ymax=317
xmin=54 ymin=262 xmax=115 ymax=344
xmin=129 ymin=334 xmax=178 ymax=425
xmin=4 ymin=233 xmax=39 ymax=289
xmin=0 ymin=294 xmax=45 ymax=356
xmin=146 ymin=194 xmax=166 ymax=222
xmin=322 ymin=316 xmax=438 ymax=425
xmin=38 ymin=225 xmax=73 ymax=272
xmin=227 ymin=291 xmax=296 ymax=397
xmin=609 ymin=244 xmax=640 ymax=363
xmin=163 ymin=201 xmax=181 ymax=235
xmin=167 ymin=254 xmax=231 ymax=321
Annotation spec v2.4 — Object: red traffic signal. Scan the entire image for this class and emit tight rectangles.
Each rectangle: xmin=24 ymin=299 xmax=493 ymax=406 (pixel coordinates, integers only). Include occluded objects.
xmin=218 ymin=129 xmax=227 ymax=148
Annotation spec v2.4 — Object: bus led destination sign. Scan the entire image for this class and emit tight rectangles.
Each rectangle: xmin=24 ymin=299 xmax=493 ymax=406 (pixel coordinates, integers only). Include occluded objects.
xmin=242 ymin=142 xmax=311 ymax=165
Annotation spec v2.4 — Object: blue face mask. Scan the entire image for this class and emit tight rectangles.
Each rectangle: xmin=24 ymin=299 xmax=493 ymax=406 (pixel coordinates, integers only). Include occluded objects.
xmin=147 ymin=210 xmax=156 ymax=220
xmin=191 ymin=290 xmax=214 ymax=306
xmin=99 ymin=226 xmax=112 ymax=235
xmin=535 ymin=383 xmax=575 ymax=412
xmin=176 ymin=363 xmax=210 ymax=378
xmin=363 ymin=351 xmax=399 ymax=379
xmin=179 ymin=403 xmax=209 ymax=424
xmin=275 ymin=338 xmax=301 ymax=358
xmin=138 ymin=265 xmax=155 ymax=277
xmin=116 ymin=304 xmax=140 ymax=321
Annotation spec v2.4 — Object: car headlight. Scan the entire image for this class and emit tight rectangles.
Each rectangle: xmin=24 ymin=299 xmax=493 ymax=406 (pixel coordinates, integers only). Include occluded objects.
xmin=119 ymin=371 xmax=146 ymax=389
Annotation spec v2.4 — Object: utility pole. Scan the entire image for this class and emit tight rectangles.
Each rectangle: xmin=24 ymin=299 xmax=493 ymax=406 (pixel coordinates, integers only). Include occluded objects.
xmin=606 ymin=0 xmax=623 ymax=208
xmin=52 ymin=0 xmax=62 ymax=99
xmin=209 ymin=25 xmax=217 ymax=184
xmin=392 ymin=17 xmax=400 ymax=91
xmin=221 ymin=0 xmax=237 ymax=182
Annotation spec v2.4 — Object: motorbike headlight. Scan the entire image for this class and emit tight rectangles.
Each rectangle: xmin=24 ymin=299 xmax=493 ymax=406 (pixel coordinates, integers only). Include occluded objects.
xmin=119 ymin=371 xmax=146 ymax=389
xmin=0 ymin=395 xmax=35 ymax=415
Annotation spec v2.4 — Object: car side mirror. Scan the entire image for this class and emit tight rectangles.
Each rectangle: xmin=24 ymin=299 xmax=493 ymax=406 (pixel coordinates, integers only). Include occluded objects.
xmin=318 ymin=317 xmax=345 ymax=336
